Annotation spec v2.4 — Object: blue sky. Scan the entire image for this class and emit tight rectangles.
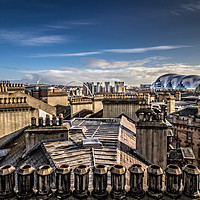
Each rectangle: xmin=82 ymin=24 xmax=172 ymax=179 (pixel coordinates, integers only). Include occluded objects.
xmin=0 ymin=0 xmax=200 ymax=85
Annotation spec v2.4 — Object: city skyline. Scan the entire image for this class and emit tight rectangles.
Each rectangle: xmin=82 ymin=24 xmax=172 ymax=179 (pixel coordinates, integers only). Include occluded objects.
xmin=0 ymin=0 xmax=200 ymax=85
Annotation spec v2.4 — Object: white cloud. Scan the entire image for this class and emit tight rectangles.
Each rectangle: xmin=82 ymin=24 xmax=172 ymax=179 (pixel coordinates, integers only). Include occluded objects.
xmin=20 ymin=60 xmax=200 ymax=86
xmin=0 ymin=30 xmax=68 ymax=46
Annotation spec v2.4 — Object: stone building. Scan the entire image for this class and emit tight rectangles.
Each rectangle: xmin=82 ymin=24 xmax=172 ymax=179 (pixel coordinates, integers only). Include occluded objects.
xmin=0 ymin=82 xmax=56 ymax=138
xmin=102 ymin=93 xmax=150 ymax=121
xmin=167 ymin=98 xmax=200 ymax=167
xmin=47 ymin=91 xmax=69 ymax=106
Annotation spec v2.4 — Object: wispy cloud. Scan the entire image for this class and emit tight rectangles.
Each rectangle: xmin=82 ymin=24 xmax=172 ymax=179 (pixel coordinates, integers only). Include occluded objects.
xmin=46 ymin=20 xmax=95 ymax=29
xmin=170 ymin=1 xmax=200 ymax=15
xmin=3 ymin=66 xmax=18 ymax=70
xmin=0 ymin=30 xmax=69 ymax=46
xmin=182 ymin=2 xmax=200 ymax=13
xmin=32 ymin=51 xmax=101 ymax=58
xmin=103 ymin=45 xmax=190 ymax=53
xmin=32 ymin=45 xmax=190 ymax=57
xmin=82 ymin=57 xmax=166 ymax=69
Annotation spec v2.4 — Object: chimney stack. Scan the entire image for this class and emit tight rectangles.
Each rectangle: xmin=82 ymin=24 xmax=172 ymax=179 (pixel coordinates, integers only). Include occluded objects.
xmin=167 ymin=96 xmax=175 ymax=115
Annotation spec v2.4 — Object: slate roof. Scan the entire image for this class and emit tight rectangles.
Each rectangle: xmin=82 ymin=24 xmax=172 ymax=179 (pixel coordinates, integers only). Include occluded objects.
xmin=0 ymin=117 xmax=151 ymax=189
xmin=169 ymin=106 xmax=198 ymax=117
xmin=0 ymin=127 xmax=28 ymax=167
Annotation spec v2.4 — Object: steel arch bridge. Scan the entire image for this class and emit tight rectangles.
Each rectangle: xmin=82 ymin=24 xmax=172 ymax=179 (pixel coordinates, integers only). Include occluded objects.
xmin=61 ymin=81 xmax=93 ymax=97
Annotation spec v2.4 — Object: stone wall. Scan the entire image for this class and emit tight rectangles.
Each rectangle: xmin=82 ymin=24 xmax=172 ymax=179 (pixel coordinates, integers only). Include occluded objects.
xmin=0 ymin=102 xmax=39 ymax=138
xmin=10 ymin=92 xmax=56 ymax=115
xmin=47 ymin=92 xmax=69 ymax=106
xmin=103 ymin=99 xmax=141 ymax=121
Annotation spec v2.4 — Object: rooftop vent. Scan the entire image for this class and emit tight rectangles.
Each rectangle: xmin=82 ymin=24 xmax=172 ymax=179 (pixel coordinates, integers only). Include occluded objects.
xmin=69 ymin=126 xmax=87 ymax=134
xmin=82 ymin=138 xmax=103 ymax=148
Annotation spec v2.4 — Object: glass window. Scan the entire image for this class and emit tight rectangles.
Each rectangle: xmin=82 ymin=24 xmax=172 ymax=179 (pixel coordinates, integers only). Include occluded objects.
xmin=187 ymin=132 xmax=192 ymax=140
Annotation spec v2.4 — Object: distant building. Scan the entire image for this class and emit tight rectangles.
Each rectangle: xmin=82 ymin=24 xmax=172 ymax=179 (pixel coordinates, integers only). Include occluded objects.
xmin=151 ymin=73 xmax=200 ymax=91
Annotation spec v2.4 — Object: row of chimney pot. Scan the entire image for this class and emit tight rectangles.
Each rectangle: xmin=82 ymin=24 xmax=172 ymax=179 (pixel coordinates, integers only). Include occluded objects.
xmin=0 ymin=81 xmax=24 ymax=87
xmin=139 ymin=112 xmax=164 ymax=122
xmin=31 ymin=115 xmax=63 ymax=126
xmin=0 ymin=97 xmax=27 ymax=104
xmin=0 ymin=163 xmax=199 ymax=199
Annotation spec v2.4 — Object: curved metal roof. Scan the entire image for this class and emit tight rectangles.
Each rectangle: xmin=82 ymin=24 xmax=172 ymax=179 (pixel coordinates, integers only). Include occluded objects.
xmin=151 ymin=74 xmax=200 ymax=90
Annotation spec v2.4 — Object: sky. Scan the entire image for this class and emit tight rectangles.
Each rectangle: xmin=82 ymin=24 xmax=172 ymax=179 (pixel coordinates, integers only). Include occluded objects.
xmin=0 ymin=0 xmax=200 ymax=86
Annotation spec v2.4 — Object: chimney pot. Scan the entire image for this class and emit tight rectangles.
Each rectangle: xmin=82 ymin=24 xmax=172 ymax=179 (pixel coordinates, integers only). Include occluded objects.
xmin=73 ymin=164 xmax=90 ymax=199
xmin=0 ymin=165 xmax=15 ymax=199
xmin=110 ymin=164 xmax=126 ymax=199
xmin=128 ymin=164 xmax=145 ymax=199
xmin=45 ymin=115 xmax=50 ymax=126
xmin=17 ymin=164 xmax=35 ymax=199
xmin=52 ymin=115 xmax=57 ymax=126
xmin=55 ymin=164 xmax=72 ymax=199
xmin=59 ymin=114 xmax=63 ymax=126
xmin=38 ymin=117 xmax=43 ymax=126
xmin=183 ymin=164 xmax=200 ymax=198
xmin=164 ymin=164 xmax=182 ymax=198
xmin=31 ymin=117 xmax=36 ymax=126
xmin=92 ymin=164 xmax=108 ymax=199
xmin=36 ymin=165 xmax=53 ymax=199
xmin=147 ymin=164 xmax=163 ymax=199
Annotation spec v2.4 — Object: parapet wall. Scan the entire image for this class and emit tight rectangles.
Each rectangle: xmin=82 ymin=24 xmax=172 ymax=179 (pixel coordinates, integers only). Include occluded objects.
xmin=0 ymin=163 xmax=199 ymax=199
xmin=0 ymin=81 xmax=25 ymax=93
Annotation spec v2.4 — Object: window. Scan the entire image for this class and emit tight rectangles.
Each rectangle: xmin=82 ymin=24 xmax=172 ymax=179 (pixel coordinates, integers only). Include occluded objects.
xmin=187 ymin=132 xmax=192 ymax=140
xmin=174 ymin=129 xmax=177 ymax=137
